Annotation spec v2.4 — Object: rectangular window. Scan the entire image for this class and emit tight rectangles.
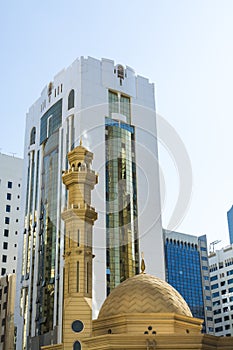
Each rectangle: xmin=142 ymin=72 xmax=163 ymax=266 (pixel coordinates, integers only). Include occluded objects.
xmin=229 ymin=287 xmax=233 ymax=293
xmin=77 ymin=261 xmax=79 ymax=292
xmin=200 ymin=247 xmax=207 ymax=251
xmin=109 ymin=91 xmax=118 ymax=116
xmin=120 ymin=95 xmax=130 ymax=119
xmin=5 ymin=217 xmax=10 ymax=224
xmin=210 ymin=275 xmax=218 ymax=281
xmin=3 ymin=242 xmax=8 ymax=250
xmin=227 ymin=269 xmax=233 ymax=276
xmin=214 ymin=317 xmax=222 ymax=324
xmin=201 ymin=256 xmax=208 ymax=261
xmin=4 ymin=286 xmax=7 ymax=294
xmin=2 ymin=255 xmax=7 ymax=263
xmin=6 ymin=205 xmax=11 ymax=212
xmin=4 ymin=229 xmax=9 ymax=237
xmin=77 ymin=229 xmax=80 ymax=247
xmin=215 ymin=326 xmax=223 ymax=332
xmin=228 ymin=278 xmax=233 ymax=285
xmin=6 ymin=193 xmax=11 ymax=200
xmin=1 ymin=268 xmax=6 ymax=276
xmin=211 ymin=283 xmax=218 ymax=290
xmin=212 ymin=291 xmax=220 ymax=298
xmin=7 ymin=181 xmax=12 ymax=189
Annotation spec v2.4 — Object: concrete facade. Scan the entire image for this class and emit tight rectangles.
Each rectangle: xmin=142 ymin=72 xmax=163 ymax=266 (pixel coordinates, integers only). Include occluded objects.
xmin=0 ymin=153 xmax=23 ymax=276
xmin=0 ymin=274 xmax=16 ymax=350
xmin=209 ymin=244 xmax=233 ymax=336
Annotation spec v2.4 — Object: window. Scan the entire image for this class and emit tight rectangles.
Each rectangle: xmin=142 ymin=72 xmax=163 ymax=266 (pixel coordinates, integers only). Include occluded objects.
xmin=211 ymin=283 xmax=218 ymax=290
xmin=219 ymin=262 xmax=224 ymax=269
xmin=18 ymin=183 xmax=20 ymax=187
xmin=73 ymin=341 xmax=81 ymax=350
xmin=14 ymin=244 xmax=17 ymax=248
xmin=212 ymin=291 xmax=219 ymax=298
xmin=227 ymin=269 xmax=233 ymax=276
xmin=16 ymin=219 xmax=18 ymax=222
xmin=13 ymin=256 xmax=16 ymax=260
xmin=215 ymin=326 xmax=223 ymax=332
xmin=7 ymin=181 xmax=12 ymax=189
xmin=5 ymin=217 xmax=10 ymax=224
xmin=6 ymin=193 xmax=11 ymax=200
xmin=17 ymin=207 xmax=19 ymax=210
xmin=6 ymin=205 xmax=11 ymax=212
xmin=30 ymin=127 xmax=36 ymax=145
xmin=1 ymin=268 xmax=6 ymax=276
xmin=2 ymin=255 xmax=7 ymax=263
xmin=214 ymin=317 xmax=222 ymax=324
xmin=109 ymin=90 xmax=131 ymax=121
xmin=210 ymin=275 xmax=218 ymax=281
xmin=4 ymin=229 xmax=9 ymax=237
xmin=224 ymin=315 xmax=229 ymax=321
xmin=4 ymin=286 xmax=7 ymax=294
xmin=202 ymin=266 xmax=208 ymax=271
xmin=221 ymin=281 xmax=226 ymax=286
xmin=228 ymin=278 xmax=233 ymax=285
xmin=229 ymin=287 xmax=233 ymax=293
xmin=3 ymin=242 xmax=8 ymax=250
xmin=68 ymin=89 xmax=75 ymax=109
xmin=15 ymin=231 xmax=18 ymax=235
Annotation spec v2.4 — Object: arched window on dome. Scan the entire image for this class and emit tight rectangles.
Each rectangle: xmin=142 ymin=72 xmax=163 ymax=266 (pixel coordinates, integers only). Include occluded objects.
xmin=30 ymin=127 xmax=36 ymax=145
xmin=68 ymin=89 xmax=75 ymax=110
xmin=73 ymin=341 xmax=81 ymax=350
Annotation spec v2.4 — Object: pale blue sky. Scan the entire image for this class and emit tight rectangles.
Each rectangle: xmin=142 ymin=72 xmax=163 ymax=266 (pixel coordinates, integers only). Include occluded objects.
xmin=1 ymin=0 xmax=233 ymax=248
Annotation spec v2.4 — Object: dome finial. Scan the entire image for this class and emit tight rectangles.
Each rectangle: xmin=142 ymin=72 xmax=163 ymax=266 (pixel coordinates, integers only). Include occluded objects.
xmin=141 ymin=252 xmax=146 ymax=274
xmin=80 ymin=137 xmax=83 ymax=146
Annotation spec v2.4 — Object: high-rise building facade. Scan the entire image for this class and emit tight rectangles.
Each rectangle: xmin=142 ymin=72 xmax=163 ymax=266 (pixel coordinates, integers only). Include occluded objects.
xmin=0 ymin=153 xmax=23 ymax=276
xmin=209 ymin=244 xmax=233 ymax=336
xmin=164 ymin=229 xmax=214 ymax=334
xmin=227 ymin=206 xmax=233 ymax=244
xmin=0 ymin=274 xmax=16 ymax=350
xmin=15 ymin=57 xmax=165 ymax=349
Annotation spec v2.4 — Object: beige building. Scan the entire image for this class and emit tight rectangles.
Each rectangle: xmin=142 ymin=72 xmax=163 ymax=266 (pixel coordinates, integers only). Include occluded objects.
xmin=42 ymin=144 xmax=233 ymax=350
xmin=0 ymin=274 xmax=16 ymax=350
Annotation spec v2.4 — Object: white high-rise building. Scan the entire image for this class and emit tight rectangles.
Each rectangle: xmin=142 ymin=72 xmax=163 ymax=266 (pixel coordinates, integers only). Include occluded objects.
xmin=15 ymin=56 xmax=165 ymax=349
xmin=0 ymin=153 xmax=23 ymax=276
xmin=209 ymin=245 xmax=233 ymax=336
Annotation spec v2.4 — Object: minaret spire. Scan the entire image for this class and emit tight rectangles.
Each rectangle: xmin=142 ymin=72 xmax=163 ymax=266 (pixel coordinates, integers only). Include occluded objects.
xmin=61 ymin=144 xmax=98 ymax=349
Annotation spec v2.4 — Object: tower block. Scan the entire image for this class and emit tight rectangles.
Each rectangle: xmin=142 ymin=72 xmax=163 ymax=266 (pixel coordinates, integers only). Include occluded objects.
xmin=61 ymin=143 xmax=98 ymax=349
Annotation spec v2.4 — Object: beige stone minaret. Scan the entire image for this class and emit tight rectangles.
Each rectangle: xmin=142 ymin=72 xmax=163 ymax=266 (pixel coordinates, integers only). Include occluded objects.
xmin=61 ymin=141 xmax=98 ymax=349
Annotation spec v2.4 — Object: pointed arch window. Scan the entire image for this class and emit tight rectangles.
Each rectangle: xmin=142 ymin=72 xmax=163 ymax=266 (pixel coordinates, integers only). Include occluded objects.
xmin=30 ymin=127 xmax=36 ymax=145
xmin=68 ymin=89 xmax=75 ymax=110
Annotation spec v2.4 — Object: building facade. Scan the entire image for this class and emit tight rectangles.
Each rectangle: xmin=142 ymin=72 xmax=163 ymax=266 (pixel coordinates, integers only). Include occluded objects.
xmin=164 ymin=229 xmax=214 ymax=334
xmin=0 ymin=274 xmax=16 ymax=350
xmin=15 ymin=57 xmax=165 ymax=349
xmin=209 ymin=244 xmax=233 ymax=336
xmin=0 ymin=153 xmax=23 ymax=276
xmin=227 ymin=206 xmax=233 ymax=245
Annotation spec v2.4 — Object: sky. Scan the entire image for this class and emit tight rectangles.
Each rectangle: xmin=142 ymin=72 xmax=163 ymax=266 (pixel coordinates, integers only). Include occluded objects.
xmin=0 ymin=0 xmax=233 ymax=249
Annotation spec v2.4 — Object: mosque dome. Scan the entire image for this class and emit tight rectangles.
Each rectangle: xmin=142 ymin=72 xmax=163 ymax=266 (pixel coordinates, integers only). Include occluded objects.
xmin=98 ymin=273 xmax=192 ymax=319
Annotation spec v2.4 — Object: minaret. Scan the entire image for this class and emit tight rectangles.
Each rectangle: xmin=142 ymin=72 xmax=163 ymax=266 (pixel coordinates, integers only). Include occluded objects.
xmin=61 ymin=141 xmax=98 ymax=349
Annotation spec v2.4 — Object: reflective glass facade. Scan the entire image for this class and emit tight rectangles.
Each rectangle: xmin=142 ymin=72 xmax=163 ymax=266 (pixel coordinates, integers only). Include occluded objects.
xmin=227 ymin=206 xmax=233 ymax=245
xmin=165 ymin=238 xmax=204 ymax=320
xmin=105 ymin=116 xmax=139 ymax=294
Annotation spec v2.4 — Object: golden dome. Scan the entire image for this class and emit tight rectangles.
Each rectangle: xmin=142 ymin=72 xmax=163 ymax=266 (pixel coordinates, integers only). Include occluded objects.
xmin=98 ymin=273 xmax=192 ymax=319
